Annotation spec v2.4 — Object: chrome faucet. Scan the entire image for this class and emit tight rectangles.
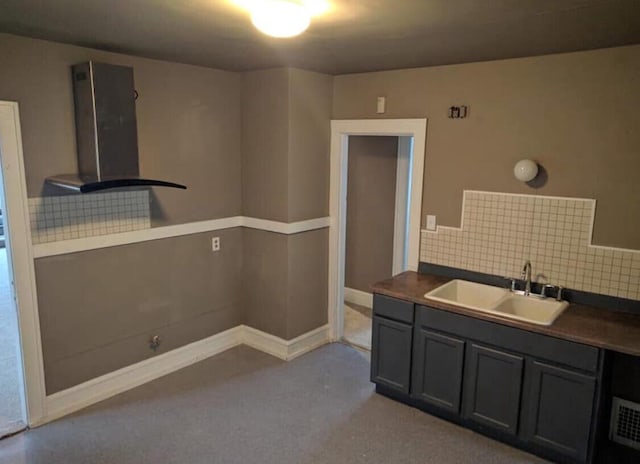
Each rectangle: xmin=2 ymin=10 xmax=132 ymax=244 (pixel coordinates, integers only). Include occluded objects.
xmin=521 ymin=260 xmax=532 ymax=296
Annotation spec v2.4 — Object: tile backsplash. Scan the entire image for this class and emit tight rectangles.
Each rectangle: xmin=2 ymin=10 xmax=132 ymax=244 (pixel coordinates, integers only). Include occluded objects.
xmin=29 ymin=191 xmax=151 ymax=244
xmin=421 ymin=191 xmax=640 ymax=301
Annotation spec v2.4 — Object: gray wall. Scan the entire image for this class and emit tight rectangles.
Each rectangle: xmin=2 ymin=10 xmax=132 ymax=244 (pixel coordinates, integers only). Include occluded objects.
xmin=287 ymin=69 xmax=332 ymax=222
xmin=242 ymin=228 xmax=328 ymax=340
xmin=0 ymin=34 xmax=248 ymax=394
xmin=0 ymin=36 xmax=333 ymax=393
xmin=241 ymin=68 xmax=332 ymax=222
xmin=35 ymin=229 xmax=242 ymax=393
xmin=241 ymin=68 xmax=290 ymax=222
xmin=0 ymin=33 xmax=242 ymax=226
xmin=9 ymin=32 xmax=640 ymax=394
xmin=345 ymin=136 xmax=398 ymax=293
xmin=333 ymin=44 xmax=640 ymax=250
xmin=242 ymin=68 xmax=331 ymax=340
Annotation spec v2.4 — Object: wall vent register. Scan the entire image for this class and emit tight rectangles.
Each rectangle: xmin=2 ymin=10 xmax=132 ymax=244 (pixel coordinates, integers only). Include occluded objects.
xmin=610 ymin=396 xmax=640 ymax=451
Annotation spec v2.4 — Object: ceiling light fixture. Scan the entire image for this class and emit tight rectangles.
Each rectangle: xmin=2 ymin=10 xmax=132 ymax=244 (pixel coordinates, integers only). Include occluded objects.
xmin=250 ymin=0 xmax=311 ymax=38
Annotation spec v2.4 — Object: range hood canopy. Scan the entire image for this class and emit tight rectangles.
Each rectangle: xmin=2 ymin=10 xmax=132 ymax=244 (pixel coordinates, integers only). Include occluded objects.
xmin=46 ymin=61 xmax=186 ymax=193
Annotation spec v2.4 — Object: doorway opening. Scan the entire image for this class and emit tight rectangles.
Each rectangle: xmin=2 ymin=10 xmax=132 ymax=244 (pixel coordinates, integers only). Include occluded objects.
xmin=0 ymin=138 xmax=27 ymax=438
xmin=328 ymin=119 xmax=427 ymax=345
xmin=341 ymin=135 xmax=413 ymax=350
xmin=0 ymin=101 xmax=47 ymax=432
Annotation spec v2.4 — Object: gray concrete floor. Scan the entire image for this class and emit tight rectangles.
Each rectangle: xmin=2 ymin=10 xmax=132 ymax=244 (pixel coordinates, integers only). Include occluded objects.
xmin=0 ymin=343 xmax=548 ymax=464
xmin=0 ymin=248 xmax=24 ymax=437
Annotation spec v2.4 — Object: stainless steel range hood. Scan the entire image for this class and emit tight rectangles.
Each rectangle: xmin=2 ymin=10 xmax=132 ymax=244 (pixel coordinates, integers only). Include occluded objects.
xmin=46 ymin=62 xmax=186 ymax=193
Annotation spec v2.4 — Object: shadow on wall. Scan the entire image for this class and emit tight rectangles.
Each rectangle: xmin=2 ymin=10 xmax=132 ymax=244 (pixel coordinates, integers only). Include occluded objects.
xmin=526 ymin=164 xmax=548 ymax=189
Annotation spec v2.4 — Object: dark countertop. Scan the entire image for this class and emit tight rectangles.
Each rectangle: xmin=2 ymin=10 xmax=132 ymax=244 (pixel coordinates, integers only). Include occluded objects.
xmin=372 ymin=271 xmax=640 ymax=357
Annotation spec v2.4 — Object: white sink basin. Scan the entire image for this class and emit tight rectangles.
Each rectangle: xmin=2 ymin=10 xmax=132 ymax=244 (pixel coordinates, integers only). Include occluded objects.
xmin=426 ymin=279 xmax=509 ymax=311
xmin=491 ymin=295 xmax=569 ymax=326
xmin=425 ymin=279 xmax=568 ymax=326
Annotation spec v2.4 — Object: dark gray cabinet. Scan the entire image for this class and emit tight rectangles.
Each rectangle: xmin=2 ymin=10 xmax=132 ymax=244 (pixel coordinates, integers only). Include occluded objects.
xmin=371 ymin=316 xmax=413 ymax=394
xmin=411 ymin=327 xmax=465 ymax=413
xmin=371 ymin=296 xmax=603 ymax=464
xmin=522 ymin=361 xmax=597 ymax=462
xmin=463 ymin=343 xmax=524 ymax=436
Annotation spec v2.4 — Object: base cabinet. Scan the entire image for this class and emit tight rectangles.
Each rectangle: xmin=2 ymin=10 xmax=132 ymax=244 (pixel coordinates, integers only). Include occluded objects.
xmin=522 ymin=361 xmax=597 ymax=462
xmin=463 ymin=343 xmax=524 ymax=436
xmin=411 ymin=327 xmax=465 ymax=413
xmin=371 ymin=316 xmax=413 ymax=394
xmin=371 ymin=295 xmax=603 ymax=464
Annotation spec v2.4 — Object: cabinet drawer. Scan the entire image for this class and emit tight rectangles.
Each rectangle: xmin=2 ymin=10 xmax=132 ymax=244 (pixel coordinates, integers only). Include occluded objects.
xmin=373 ymin=294 xmax=414 ymax=324
xmin=416 ymin=305 xmax=600 ymax=372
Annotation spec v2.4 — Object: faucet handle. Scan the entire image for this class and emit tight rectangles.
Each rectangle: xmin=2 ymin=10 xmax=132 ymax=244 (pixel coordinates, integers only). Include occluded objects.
xmin=556 ymin=287 xmax=564 ymax=302
xmin=540 ymin=284 xmax=555 ymax=299
xmin=506 ymin=278 xmax=518 ymax=292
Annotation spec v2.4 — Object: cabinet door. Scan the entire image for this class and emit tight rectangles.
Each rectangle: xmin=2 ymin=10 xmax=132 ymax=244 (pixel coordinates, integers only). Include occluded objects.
xmin=411 ymin=327 xmax=465 ymax=414
xmin=523 ymin=361 xmax=596 ymax=462
xmin=371 ymin=316 xmax=413 ymax=394
xmin=463 ymin=343 xmax=524 ymax=436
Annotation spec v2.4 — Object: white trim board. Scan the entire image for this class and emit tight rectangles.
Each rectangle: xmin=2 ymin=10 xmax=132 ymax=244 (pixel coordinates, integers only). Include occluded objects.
xmin=392 ymin=136 xmax=412 ymax=276
xmin=241 ymin=216 xmax=330 ymax=235
xmin=33 ymin=216 xmax=331 ymax=258
xmin=0 ymin=101 xmax=47 ymax=427
xmin=41 ymin=324 xmax=330 ymax=426
xmin=242 ymin=324 xmax=330 ymax=361
xmin=43 ymin=326 xmax=243 ymax=426
xmin=343 ymin=288 xmax=373 ymax=308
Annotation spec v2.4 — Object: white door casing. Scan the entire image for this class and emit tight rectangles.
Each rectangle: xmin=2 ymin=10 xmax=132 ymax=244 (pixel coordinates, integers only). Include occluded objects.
xmin=393 ymin=136 xmax=413 ymax=276
xmin=329 ymin=119 xmax=427 ymax=341
xmin=0 ymin=101 xmax=47 ymax=426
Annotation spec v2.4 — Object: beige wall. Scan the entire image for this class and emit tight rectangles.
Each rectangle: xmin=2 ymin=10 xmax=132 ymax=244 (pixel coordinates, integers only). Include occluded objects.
xmin=287 ymin=228 xmax=328 ymax=338
xmin=241 ymin=68 xmax=332 ymax=339
xmin=0 ymin=34 xmax=248 ymax=393
xmin=241 ymin=68 xmax=290 ymax=222
xmin=243 ymin=228 xmax=328 ymax=340
xmin=242 ymin=228 xmax=289 ymax=339
xmin=0 ymin=43 xmax=333 ymax=392
xmin=36 ymin=229 xmax=243 ymax=393
xmin=0 ymin=33 xmax=242 ymax=226
xmin=287 ymin=69 xmax=333 ymax=222
xmin=333 ymin=44 xmax=640 ymax=250
xmin=345 ymin=136 xmax=398 ymax=293
xmin=0 ymin=34 xmax=332 ymax=393
xmin=242 ymin=68 xmax=332 ymax=222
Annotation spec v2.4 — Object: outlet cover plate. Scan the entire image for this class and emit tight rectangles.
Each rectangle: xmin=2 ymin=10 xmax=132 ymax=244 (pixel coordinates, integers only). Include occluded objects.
xmin=426 ymin=215 xmax=437 ymax=231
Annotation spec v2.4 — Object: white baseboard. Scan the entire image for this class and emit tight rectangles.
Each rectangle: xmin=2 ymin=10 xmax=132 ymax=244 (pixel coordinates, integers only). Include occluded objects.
xmin=344 ymin=287 xmax=373 ymax=308
xmin=242 ymin=324 xmax=330 ymax=361
xmin=41 ymin=324 xmax=329 ymax=426
xmin=44 ymin=326 xmax=243 ymax=426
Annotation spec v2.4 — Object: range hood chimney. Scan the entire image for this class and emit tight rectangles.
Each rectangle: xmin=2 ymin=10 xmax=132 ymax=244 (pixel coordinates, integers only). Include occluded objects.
xmin=46 ymin=61 xmax=186 ymax=193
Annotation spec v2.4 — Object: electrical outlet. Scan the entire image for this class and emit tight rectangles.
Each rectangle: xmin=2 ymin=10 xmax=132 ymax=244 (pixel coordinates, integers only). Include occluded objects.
xmin=212 ymin=237 xmax=221 ymax=251
xmin=426 ymin=215 xmax=437 ymax=231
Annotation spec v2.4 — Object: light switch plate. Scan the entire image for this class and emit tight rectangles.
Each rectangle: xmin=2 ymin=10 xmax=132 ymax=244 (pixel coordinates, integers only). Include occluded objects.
xmin=426 ymin=215 xmax=437 ymax=231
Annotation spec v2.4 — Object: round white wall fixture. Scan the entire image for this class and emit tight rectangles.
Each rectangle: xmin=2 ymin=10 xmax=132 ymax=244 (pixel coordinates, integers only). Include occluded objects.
xmin=251 ymin=0 xmax=311 ymax=38
xmin=514 ymin=159 xmax=539 ymax=182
